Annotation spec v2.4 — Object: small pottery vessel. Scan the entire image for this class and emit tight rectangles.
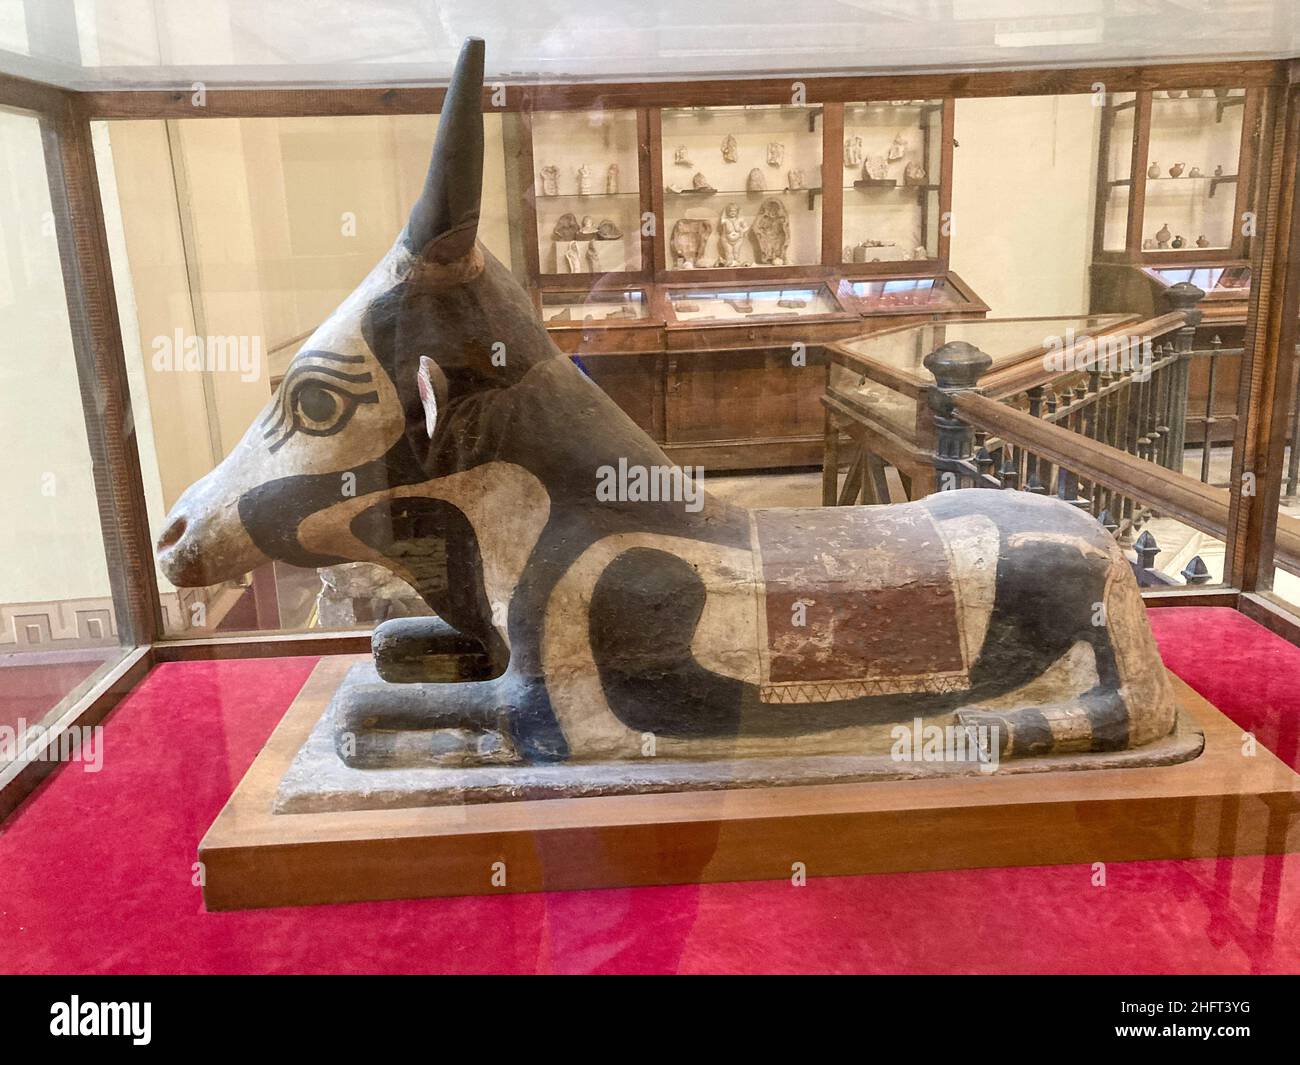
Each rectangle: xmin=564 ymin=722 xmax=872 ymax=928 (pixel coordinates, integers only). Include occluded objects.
xmin=1155 ymin=222 xmax=1171 ymax=248
xmin=1168 ymin=162 xmax=1185 ymax=178
xmin=1196 ymin=235 xmax=1210 ymax=248
xmin=1147 ymin=162 xmax=1160 ymax=179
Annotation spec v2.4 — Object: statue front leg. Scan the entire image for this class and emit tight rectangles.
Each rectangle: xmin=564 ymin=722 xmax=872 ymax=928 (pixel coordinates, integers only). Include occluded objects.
xmin=331 ymin=658 xmax=565 ymax=769
xmin=371 ymin=615 xmax=495 ymax=682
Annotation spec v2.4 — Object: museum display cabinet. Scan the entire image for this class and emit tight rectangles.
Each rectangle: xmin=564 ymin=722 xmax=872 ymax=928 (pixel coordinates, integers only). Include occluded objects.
xmin=1091 ymin=85 xmax=1264 ymax=450
xmin=501 ymin=98 xmax=978 ymax=470
xmin=5 ymin=23 xmax=1300 ymax=923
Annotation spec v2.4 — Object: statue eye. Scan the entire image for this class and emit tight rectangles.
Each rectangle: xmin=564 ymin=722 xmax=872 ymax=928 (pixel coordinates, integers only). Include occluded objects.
xmin=296 ymin=383 xmax=341 ymax=426
xmin=262 ymin=359 xmax=379 ymax=452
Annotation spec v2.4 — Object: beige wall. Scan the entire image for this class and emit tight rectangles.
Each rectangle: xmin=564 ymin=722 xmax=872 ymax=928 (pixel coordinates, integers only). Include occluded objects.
xmin=949 ymin=95 xmax=1101 ymax=317
xmin=0 ymin=112 xmax=114 ymax=605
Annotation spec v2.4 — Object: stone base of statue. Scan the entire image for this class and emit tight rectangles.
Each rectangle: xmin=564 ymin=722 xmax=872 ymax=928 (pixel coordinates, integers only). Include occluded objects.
xmin=196 ymin=656 xmax=1300 ymax=911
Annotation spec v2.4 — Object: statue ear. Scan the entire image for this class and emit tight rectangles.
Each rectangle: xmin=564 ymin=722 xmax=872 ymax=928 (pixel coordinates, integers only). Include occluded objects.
xmin=416 ymin=356 xmax=446 ymax=439
xmin=403 ymin=37 xmax=484 ymax=263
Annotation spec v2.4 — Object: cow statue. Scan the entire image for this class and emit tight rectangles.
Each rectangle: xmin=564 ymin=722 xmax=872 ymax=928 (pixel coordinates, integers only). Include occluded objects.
xmin=156 ymin=38 xmax=1187 ymax=786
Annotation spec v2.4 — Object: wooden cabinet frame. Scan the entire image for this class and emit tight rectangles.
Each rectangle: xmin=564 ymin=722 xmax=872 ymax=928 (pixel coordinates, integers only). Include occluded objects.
xmin=3 ymin=53 xmax=1300 ymax=819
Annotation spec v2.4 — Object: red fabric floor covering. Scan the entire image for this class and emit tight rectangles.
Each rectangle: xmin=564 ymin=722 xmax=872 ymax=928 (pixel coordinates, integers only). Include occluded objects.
xmin=0 ymin=606 xmax=1297 ymax=974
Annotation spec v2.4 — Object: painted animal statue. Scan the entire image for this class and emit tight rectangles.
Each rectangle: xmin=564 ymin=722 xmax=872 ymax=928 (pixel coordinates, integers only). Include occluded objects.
xmin=157 ymin=38 xmax=1182 ymax=780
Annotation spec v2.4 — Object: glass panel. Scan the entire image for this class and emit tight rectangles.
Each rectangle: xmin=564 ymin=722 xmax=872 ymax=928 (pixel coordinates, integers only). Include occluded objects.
xmin=540 ymin=288 xmax=649 ymax=324
xmin=0 ymin=109 xmax=129 ymax=757
xmin=836 ymin=314 xmax=1130 ymax=379
xmin=841 ymin=100 xmax=942 ymax=263
xmin=1142 ymin=89 xmax=1246 ymax=253
xmin=841 ymin=276 xmax=966 ymax=312
xmin=1100 ymin=92 xmax=1136 ymax=252
xmin=1147 ymin=264 xmax=1251 ymax=297
xmin=93 ymin=113 xmax=513 ymax=637
xmin=664 ymin=283 xmax=840 ymax=323
xmin=531 ymin=109 xmax=641 ymax=275
xmin=660 ymin=105 xmax=822 ymax=269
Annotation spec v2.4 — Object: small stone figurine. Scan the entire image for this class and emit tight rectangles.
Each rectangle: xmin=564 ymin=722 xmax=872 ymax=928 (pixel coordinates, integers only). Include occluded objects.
xmin=717 ymin=203 xmax=750 ymax=266
xmin=766 ymin=142 xmax=784 ymax=167
xmin=844 ymin=135 xmax=864 ymax=167
xmin=606 ymin=163 xmax=619 ymax=195
xmin=586 ymin=241 xmax=601 ymax=273
xmin=863 ymin=156 xmax=888 ymax=182
xmin=1155 ymin=223 xmax=1171 ymax=248
xmin=747 ymin=167 xmax=766 ymax=192
xmin=903 ymin=161 xmax=927 ymax=186
xmin=539 ymin=165 xmax=560 ymax=196
xmin=787 ymin=168 xmax=806 ymax=190
xmin=721 ymin=134 xmax=738 ymax=163
xmin=564 ymin=241 xmax=581 ymax=272
xmin=552 ymin=212 xmax=581 ymax=241
xmin=887 ymin=133 xmax=907 ymax=162
xmin=577 ymin=164 xmax=593 ymax=195
xmin=674 ymin=145 xmax=692 ymax=167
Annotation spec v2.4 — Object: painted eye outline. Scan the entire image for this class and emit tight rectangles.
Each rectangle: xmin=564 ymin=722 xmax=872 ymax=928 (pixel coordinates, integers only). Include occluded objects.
xmin=287 ymin=378 xmax=376 ymax=439
xmin=263 ymin=358 xmax=378 ymax=453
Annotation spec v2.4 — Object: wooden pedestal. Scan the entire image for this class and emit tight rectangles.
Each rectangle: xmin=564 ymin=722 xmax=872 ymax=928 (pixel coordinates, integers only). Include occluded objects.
xmin=199 ymin=657 xmax=1300 ymax=910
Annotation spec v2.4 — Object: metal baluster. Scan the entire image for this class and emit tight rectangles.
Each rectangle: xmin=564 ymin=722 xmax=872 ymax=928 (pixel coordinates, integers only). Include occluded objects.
xmin=1201 ymin=336 xmax=1221 ymax=484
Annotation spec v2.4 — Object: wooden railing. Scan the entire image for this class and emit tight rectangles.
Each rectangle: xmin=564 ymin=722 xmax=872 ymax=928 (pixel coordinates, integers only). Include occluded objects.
xmin=922 ymin=289 xmax=1300 ymax=584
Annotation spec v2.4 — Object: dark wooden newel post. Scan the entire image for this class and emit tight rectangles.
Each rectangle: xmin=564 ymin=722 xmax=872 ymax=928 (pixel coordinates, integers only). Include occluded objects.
xmin=923 ymin=340 xmax=993 ymax=492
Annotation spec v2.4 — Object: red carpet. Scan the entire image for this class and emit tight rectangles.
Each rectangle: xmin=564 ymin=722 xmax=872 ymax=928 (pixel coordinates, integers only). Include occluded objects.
xmin=0 ymin=606 xmax=1297 ymax=974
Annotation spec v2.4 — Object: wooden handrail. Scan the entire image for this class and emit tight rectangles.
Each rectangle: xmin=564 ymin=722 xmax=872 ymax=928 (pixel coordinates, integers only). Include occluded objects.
xmin=983 ymin=311 xmax=1187 ymax=399
xmin=952 ymin=390 xmax=1232 ymax=541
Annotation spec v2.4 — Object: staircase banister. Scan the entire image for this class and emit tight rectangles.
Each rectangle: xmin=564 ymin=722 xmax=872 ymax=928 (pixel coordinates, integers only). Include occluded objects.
xmin=950 ymin=389 xmax=1231 ymax=541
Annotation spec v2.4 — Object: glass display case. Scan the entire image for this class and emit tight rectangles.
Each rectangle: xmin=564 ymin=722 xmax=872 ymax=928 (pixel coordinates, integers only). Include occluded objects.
xmin=840 ymin=100 xmax=946 ymax=266
xmin=836 ymin=273 xmax=986 ymax=316
xmin=1094 ymin=87 xmax=1258 ymax=262
xmin=661 ymin=281 xmax=846 ymax=325
xmin=526 ymin=109 xmax=644 ymax=277
xmin=539 ymin=287 xmax=651 ymax=324
xmin=658 ymin=104 xmax=823 ymax=271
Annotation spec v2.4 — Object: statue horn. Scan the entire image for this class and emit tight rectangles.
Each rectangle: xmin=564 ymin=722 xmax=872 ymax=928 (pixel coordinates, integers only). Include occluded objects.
xmin=403 ymin=36 xmax=484 ymax=263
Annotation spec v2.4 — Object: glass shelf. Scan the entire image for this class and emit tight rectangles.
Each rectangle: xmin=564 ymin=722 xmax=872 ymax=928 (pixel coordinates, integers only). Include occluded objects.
xmin=660 ymin=103 xmax=824 ymax=270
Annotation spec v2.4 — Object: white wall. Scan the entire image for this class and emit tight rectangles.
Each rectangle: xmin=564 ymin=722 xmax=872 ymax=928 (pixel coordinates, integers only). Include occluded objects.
xmin=949 ymin=95 xmax=1101 ymax=317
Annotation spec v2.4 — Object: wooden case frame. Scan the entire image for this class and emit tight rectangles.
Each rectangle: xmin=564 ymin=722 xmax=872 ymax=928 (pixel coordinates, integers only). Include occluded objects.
xmin=3 ymin=52 xmax=1300 ymax=821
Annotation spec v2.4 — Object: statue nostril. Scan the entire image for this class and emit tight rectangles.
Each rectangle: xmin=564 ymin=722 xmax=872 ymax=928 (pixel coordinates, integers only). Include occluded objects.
xmin=158 ymin=516 xmax=188 ymax=551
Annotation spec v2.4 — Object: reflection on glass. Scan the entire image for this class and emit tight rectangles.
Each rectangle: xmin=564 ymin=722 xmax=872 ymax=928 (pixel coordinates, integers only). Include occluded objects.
xmin=838 ymin=314 xmax=1130 ymax=378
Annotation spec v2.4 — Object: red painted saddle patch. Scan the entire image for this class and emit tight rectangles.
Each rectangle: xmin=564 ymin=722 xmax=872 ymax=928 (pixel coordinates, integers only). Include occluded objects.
xmin=752 ymin=507 xmax=971 ymax=704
